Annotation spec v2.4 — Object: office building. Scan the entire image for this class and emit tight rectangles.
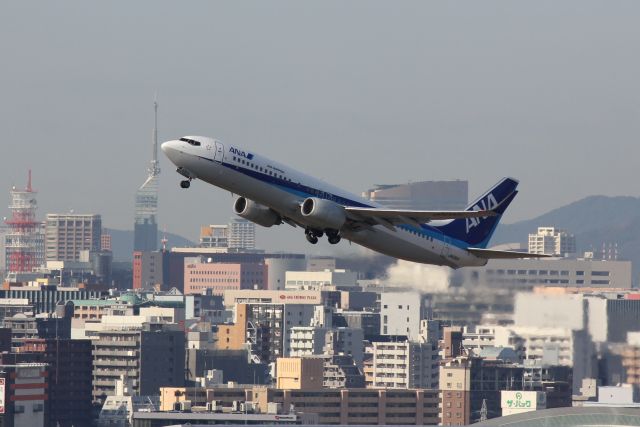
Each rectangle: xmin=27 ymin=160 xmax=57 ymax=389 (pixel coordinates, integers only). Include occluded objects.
xmin=513 ymin=290 xmax=640 ymax=344
xmin=133 ymin=250 xmax=298 ymax=293
xmin=307 ymin=256 xmax=336 ymax=272
xmin=0 ymin=284 xmax=106 ymax=314
xmin=285 ymin=269 xmax=357 ymax=290
xmin=461 ymin=258 xmax=632 ymax=290
xmin=264 ymin=254 xmax=306 ymax=290
xmin=183 ymin=258 xmax=268 ymax=295
xmin=528 ymin=227 xmax=576 ymax=257
xmin=362 ymin=180 xmax=468 ymax=210
xmin=223 ymin=289 xmax=339 ymax=308
xmin=45 ymin=213 xmax=102 ymax=261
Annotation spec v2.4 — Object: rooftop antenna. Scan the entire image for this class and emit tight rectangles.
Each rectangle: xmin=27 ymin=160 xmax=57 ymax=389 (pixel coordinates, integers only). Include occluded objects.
xmin=161 ymin=228 xmax=168 ymax=252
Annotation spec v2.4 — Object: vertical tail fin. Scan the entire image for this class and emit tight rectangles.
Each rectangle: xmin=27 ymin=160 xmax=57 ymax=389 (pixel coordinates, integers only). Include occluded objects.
xmin=433 ymin=177 xmax=519 ymax=248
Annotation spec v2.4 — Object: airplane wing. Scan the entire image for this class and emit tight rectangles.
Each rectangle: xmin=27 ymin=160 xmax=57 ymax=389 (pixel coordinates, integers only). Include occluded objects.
xmin=343 ymin=207 xmax=495 ymax=230
xmin=466 ymin=248 xmax=553 ymax=259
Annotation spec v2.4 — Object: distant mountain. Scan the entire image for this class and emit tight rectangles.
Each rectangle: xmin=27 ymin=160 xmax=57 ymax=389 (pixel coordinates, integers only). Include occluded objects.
xmin=104 ymin=228 xmax=195 ymax=261
xmin=492 ymin=195 xmax=640 ymax=280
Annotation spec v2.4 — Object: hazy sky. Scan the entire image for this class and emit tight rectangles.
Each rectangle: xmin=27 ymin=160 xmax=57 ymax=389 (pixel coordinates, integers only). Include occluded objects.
xmin=1 ymin=1 xmax=639 ymax=254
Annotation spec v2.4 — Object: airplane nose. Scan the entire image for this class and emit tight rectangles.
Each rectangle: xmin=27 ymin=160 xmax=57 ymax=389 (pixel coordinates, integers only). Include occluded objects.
xmin=161 ymin=140 xmax=180 ymax=163
xmin=161 ymin=140 xmax=173 ymax=154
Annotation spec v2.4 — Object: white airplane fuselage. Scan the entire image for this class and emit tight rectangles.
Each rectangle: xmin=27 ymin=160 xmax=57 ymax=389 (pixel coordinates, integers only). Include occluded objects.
xmin=162 ymin=136 xmax=489 ymax=268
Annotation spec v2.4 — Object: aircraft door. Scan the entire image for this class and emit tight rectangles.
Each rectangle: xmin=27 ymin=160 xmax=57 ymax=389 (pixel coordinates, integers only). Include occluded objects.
xmin=214 ymin=141 xmax=224 ymax=162
xmin=441 ymin=234 xmax=451 ymax=258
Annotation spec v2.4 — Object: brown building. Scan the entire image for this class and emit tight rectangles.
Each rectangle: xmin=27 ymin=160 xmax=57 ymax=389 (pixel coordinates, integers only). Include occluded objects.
xmin=440 ymin=326 xmax=464 ymax=359
xmin=439 ymin=355 xmax=527 ymax=425
xmin=161 ymin=386 xmax=439 ymax=425
xmin=276 ymin=357 xmax=324 ymax=389
xmin=215 ymin=304 xmax=248 ymax=351
xmin=184 ymin=260 xmax=268 ymax=296
xmin=621 ymin=343 xmax=640 ymax=384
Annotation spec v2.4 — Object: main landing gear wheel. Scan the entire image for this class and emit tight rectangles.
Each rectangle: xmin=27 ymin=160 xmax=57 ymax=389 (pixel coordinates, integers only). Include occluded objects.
xmin=305 ymin=229 xmax=319 ymax=244
xmin=180 ymin=180 xmax=191 ymax=189
xmin=327 ymin=233 xmax=341 ymax=245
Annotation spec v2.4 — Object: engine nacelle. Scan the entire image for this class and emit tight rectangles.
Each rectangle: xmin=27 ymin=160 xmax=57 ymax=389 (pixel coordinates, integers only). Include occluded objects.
xmin=233 ymin=197 xmax=281 ymax=228
xmin=301 ymin=197 xmax=346 ymax=230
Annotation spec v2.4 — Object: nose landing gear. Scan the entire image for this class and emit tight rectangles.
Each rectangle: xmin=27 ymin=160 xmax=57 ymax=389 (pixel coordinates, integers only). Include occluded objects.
xmin=177 ymin=167 xmax=196 ymax=189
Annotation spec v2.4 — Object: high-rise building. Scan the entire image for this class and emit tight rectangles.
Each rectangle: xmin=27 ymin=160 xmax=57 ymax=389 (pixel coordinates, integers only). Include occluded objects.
xmin=229 ymin=218 xmax=255 ymax=250
xmin=528 ymin=227 xmax=576 ymax=257
xmin=134 ymin=99 xmax=160 ymax=252
xmin=45 ymin=213 xmax=102 ymax=261
xmin=362 ymin=180 xmax=468 ymax=210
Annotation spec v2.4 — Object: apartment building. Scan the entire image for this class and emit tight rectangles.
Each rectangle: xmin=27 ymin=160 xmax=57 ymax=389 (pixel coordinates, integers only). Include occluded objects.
xmin=368 ymin=340 xmax=439 ymax=389
xmin=528 ymin=227 xmax=576 ymax=257
xmin=161 ymin=386 xmax=440 ymax=425
xmin=91 ymin=323 xmax=185 ymax=404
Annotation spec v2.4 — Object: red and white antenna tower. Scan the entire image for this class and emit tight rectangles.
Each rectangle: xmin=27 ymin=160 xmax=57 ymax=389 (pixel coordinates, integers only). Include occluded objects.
xmin=5 ymin=170 xmax=39 ymax=274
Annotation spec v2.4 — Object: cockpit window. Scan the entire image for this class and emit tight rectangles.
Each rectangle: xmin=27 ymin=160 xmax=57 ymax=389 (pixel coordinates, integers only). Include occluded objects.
xmin=179 ymin=137 xmax=201 ymax=146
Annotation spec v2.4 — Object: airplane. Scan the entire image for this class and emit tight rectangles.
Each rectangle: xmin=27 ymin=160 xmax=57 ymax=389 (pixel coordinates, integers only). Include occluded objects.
xmin=161 ymin=136 xmax=547 ymax=268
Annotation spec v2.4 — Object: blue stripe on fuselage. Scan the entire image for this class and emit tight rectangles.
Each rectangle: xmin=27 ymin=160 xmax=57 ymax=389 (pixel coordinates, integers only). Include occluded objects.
xmin=200 ymin=155 xmax=472 ymax=250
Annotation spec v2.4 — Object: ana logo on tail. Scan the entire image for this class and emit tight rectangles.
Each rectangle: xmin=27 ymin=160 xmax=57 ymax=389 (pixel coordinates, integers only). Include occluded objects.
xmin=465 ymin=193 xmax=498 ymax=234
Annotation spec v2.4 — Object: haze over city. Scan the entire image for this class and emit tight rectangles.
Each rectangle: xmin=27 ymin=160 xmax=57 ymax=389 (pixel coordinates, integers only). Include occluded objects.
xmin=4 ymin=2 xmax=640 ymax=427
xmin=2 ymin=1 xmax=640 ymax=251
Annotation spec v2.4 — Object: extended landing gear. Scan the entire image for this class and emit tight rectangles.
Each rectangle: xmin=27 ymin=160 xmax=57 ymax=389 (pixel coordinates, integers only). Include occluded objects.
xmin=305 ymin=228 xmax=321 ymax=244
xmin=305 ymin=228 xmax=341 ymax=245
xmin=177 ymin=167 xmax=195 ymax=189
xmin=327 ymin=230 xmax=341 ymax=245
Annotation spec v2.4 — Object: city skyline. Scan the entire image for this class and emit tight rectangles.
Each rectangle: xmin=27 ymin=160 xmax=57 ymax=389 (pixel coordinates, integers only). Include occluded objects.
xmin=2 ymin=2 xmax=640 ymax=251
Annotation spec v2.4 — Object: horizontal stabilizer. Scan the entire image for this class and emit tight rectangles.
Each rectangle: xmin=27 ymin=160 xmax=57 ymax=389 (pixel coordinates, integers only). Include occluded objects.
xmin=467 ymin=248 xmax=553 ymax=259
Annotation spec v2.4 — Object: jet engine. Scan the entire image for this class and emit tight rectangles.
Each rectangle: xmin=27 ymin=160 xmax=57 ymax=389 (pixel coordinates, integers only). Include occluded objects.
xmin=233 ymin=197 xmax=281 ymax=227
xmin=300 ymin=197 xmax=346 ymax=230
